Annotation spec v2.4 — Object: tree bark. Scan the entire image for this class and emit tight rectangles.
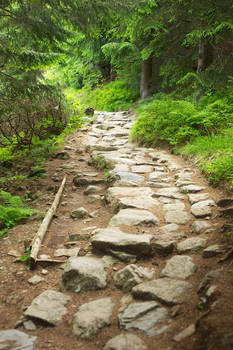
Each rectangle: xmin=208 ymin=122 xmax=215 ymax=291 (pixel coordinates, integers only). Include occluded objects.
xmin=140 ymin=56 xmax=153 ymax=99
xmin=196 ymin=40 xmax=214 ymax=102
xmin=29 ymin=176 xmax=66 ymax=269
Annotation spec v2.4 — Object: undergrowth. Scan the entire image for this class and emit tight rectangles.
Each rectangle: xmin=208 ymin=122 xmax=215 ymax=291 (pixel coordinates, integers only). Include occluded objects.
xmin=131 ymin=90 xmax=233 ymax=186
xmin=78 ymin=80 xmax=139 ymax=112
xmin=0 ymin=191 xmax=38 ymax=238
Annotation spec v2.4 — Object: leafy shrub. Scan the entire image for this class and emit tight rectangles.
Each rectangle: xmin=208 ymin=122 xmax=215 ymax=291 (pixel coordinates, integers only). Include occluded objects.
xmin=178 ymin=132 xmax=233 ymax=185
xmin=131 ymin=94 xmax=233 ymax=146
xmin=0 ymin=191 xmax=37 ymax=238
xmin=79 ymin=80 xmax=139 ymax=112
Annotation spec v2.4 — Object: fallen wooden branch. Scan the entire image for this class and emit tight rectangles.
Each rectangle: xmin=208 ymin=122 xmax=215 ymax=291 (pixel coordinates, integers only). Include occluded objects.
xmin=29 ymin=176 xmax=67 ymax=269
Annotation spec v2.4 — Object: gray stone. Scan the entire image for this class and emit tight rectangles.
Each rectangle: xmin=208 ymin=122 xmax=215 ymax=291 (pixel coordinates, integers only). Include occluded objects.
xmin=147 ymin=182 xmax=172 ymax=188
xmin=181 ymin=185 xmax=205 ymax=193
xmin=202 ymin=245 xmax=225 ymax=258
xmin=83 ymin=185 xmax=102 ymax=195
xmin=118 ymin=301 xmax=169 ymax=336
xmin=152 ymin=187 xmax=185 ymax=200
xmin=86 ymin=195 xmax=101 ymax=203
xmin=62 ymin=257 xmax=107 ymax=293
xmin=28 ymin=275 xmax=45 ymax=285
xmin=73 ymin=176 xmax=105 ymax=187
xmin=173 ymin=324 xmax=196 ymax=342
xmin=163 ymin=202 xmax=185 ymax=211
xmin=103 ymin=334 xmax=147 ymax=350
xmin=106 ymin=187 xmax=154 ymax=204
xmin=188 ymin=193 xmax=209 ymax=204
xmin=177 ymin=237 xmax=207 ymax=254
xmin=176 ymin=180 xmax=194 ymax=187
xmin=91 ymin=228 xmax=152 ymax=256
xmin=165 ymin=210 xmax=191 ymax=225
xmin=102 ymin=255 xmax=117 ymax=267
xmin=114 ymin=179 xmax=138 ymax=187
xmin=159 ymin=224 xmax=179 ymax=234
xmin=24 ymin=290 xmax=70 ymax=325
xmin=132 ymin=278 xmax=192 ymax=305
xmin=73 ymin=298 xmax=114 ymax=339
xmin=115 ymin=196 xmax=159 ymax=211
xmin=131 ymin=165 xmax=153 ymax=173
xmin=71 ymin=207 xmax=88 ymax=219
xmin=191 ymin=200 xmax=216 ymax=217
xmin=54 ymin=247 xmax=80 ymax=257
xmin=198 ymin=270 xmax=218 ymax=294
xmin=0 ymin=330 xmax=37 ymax=350
xmin=69 ymin=232 xmax=91 ymax=241
xmin=114 ymin=265 xmax=155 ymax=292
xmin=152 ymin=240 xmax=174 ymax=256
xmin=149 ymin=171 xmax=168 ymax=181
xmin=8 ymin=249 xmax=21 ymax=257
xmin=160 ymin=255 xmax=197 ymax=279
xmin=192 ymin=220 xmax=211 ymax=233
xmin=108 ymin=250 xmax=137 ymax=263
xmin=109 ymin=209 xmax=159 ymax=227
xmin=23 ymin=320 xmax=37 ymax=331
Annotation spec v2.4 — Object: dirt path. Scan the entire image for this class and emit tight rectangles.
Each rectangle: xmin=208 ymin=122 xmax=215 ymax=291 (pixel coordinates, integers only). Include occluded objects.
xmin=0 ymin=111 xmax=233 ymax=350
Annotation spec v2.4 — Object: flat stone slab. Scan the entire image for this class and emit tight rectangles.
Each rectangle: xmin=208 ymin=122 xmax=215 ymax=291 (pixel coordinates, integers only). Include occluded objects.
xmin=149 ymin=171 xmax=168 ymax=181
xmin=91 ymin=227 xmax=152 ymax=256
xmin=131 ymin=165 xmax=153 ymax=173
xmin=0 ymin=330 xmax=37 ymax=350
xmin=109 ymin=209 xmax=159 ymax=227
xmin=132 ymin=278 xmax=193 ymax=305
xmin=160 ymin=255 xmax=197 ymax=279
xmin=165 ymin=210 xmax=191 ymax=225
xmin=192 ymin=220 xmax=212 ymax=233
xmin=54 ymin=248 xmax=80 ymax=257
xmin=24 ymin=290 xmax=70 ymax=325
xmin=112 ymin=171 xmax=144 ymax=183
xmin=106 ymin=187 xmax=154 ymax=204
xmin=188 ymin=193 xmax=209 ymax=204
xmin=191 ymin=200 xmax=216 ymax=217
xmin=152 ymin=187 xmax=185 ymax=200
xmin=114 ymin=265 xmax=155 ymax=292
xmin=118 ymin=301 xmax=169 ymax=336
xmin=177 ymin=237 xmax=207 ymax=254
xmin=116 ymin=196 xmax=159 ymax=211
xmin=159 ymin=223 xmax=179 ymax=234
xmin=103 ymin=334 xmax=147 ymax=350
xmin=163 ymin=202 xmax=185 ymax=211
xmin=28 ymin=275 xmax=45 ymax=285
xmin=62 ymin=257 xmax=107 ymax=293
xmin=73 ymin=298 xmax=114 ymax=339
xmin=181 ymin=185 xmax=205 ymax=193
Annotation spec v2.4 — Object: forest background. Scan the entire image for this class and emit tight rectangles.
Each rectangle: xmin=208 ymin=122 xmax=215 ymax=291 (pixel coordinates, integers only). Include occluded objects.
xmin=0 ymin=0 xmax=232 ymax=235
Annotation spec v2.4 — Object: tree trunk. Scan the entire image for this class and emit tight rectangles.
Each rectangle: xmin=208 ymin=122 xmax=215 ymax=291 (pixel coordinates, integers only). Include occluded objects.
xmin=196 ymin=40 xmax=214 ymax=102
xmin=140 ymin=56 xmax=153 ymax=99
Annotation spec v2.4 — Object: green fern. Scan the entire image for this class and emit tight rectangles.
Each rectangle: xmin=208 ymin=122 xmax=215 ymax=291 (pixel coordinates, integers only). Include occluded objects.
xmin=0 ymin=191 xmax=37 ymax=238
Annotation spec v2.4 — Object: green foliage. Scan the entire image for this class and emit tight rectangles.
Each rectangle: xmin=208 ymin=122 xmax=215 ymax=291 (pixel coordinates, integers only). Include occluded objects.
xmin=18 ymin=247 xmax=31 ymax=264
xmin=0 ymin=191 xmax=37 ymax=238
xmin=91 ymin=155 xmax=107 ymax=171
xmin=79 ymin=80 xmax=139 ymax=112
xmin=131 ymin=91 xmax=233 ymax=146
xmin=179 ymin=131 xmax=233 ymax=186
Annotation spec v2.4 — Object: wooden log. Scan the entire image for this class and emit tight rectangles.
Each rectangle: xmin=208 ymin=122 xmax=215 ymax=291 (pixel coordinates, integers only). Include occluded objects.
xmin=29 ymin=176 xmax=67 ymax=269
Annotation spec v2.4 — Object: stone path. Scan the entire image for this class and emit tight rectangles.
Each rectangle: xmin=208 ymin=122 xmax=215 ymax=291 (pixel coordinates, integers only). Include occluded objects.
xmin=1 ymin=111 xmax=230 ymax=350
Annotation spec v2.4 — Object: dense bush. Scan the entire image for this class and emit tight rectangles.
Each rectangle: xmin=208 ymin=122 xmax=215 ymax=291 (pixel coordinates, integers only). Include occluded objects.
xmin=79 ymin=80 xmax=139 ymax=112
xmin=131 ymin=93 xmax=233 ymax=146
